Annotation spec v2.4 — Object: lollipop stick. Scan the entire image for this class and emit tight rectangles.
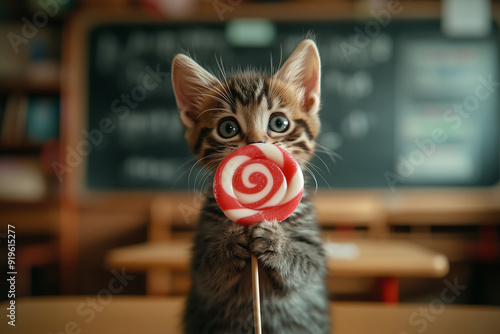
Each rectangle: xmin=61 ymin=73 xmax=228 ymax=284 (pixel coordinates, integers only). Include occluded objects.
xmin=251 ymin=254 xmax=262 ymax=334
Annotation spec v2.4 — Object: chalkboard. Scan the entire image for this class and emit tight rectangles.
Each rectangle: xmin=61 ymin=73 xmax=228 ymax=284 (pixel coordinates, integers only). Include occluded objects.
xmin=85 ymin=20 xmax=499 ymax=190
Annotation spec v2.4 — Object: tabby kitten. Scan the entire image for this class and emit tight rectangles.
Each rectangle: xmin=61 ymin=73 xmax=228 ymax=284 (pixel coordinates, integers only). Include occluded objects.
xmin=172 ymin=40 xmax=330 ymax=334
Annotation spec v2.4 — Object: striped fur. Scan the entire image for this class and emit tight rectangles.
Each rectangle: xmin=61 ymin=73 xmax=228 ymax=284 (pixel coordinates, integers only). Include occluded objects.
xmin=172 ymin=40 xmax=330 ymax=334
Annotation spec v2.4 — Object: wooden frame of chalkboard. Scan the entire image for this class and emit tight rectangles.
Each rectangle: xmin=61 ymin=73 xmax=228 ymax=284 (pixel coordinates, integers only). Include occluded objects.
xmin=62 ymin=2 xmax=500 ymax=201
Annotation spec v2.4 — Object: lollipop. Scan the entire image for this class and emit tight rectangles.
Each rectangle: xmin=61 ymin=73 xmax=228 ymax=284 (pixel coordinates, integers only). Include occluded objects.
xmin=213 ymin=143 xmax=304 ymax=334
xmin=214 ymin=143 xmax=304 ymax=225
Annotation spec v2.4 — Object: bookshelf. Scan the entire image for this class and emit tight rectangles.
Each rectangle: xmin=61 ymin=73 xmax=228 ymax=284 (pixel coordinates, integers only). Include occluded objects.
xmin=0 ymin=2 xmax=73 ymax=295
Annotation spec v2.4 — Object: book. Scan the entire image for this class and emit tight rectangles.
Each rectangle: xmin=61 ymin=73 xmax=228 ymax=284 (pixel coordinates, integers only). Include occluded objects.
xmin=1 ymin=94 xmax=22 ymax=145
xmin=25 ymin=97 xmax=59 ymax=143
xmin=0 ymin=156 xmax=47 ymax=201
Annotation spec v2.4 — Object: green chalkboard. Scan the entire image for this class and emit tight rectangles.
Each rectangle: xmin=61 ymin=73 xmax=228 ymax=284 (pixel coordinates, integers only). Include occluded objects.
xmin=85 ymin=20 xmax=499 ymax=190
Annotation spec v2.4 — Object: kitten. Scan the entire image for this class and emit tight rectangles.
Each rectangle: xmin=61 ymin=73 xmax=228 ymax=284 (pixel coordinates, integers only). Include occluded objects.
xmin=172 ymin=40 xmax=330 ymax=334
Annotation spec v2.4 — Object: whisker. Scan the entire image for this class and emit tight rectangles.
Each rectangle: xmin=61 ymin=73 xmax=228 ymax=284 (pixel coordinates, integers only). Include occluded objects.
xmin=306 ymin=150 xmax=332 ymax=175
xmin=175 ymin=156 xmax=198 ymax=171
xmin=188 ymin=153 xmax=223 ymax=191
xmin=195 ymin=165 xmax=213 ymax=192
xmin=198 ymin=160 xmax=220 ymax=192
xmin=288 ymin=146 xmax=334 ymax=190
xmin=267 ymin=52 xmax=275 ymax=108
xmin=194 ymin=163 xmax=214 ymax=193
xmin=192 ymin=149 xmax=227 ymax=192
xmin=302 ymin=158 xmax=327 ymax=177
xmin=295 ymin=159 xmax=319 ymax=193
xmin=304 ymin=159 xmax=333 ymax=190
xmin=197 ymin=107 xmax=228 ymax=119
xmin=315 ymin=143 xmax=343 ymax=163
xmin=172 ymin=156 xmax=199 ymax=187
xmin=205 ymin=61 xmax=233 ymax=106
xmin=196 ymin=157 xmax=224 ymax=193
xmin=289 ymin=146 xmax=332 ymax=176
xmin=269 ymin=45 xmax=283 ymax=99
xmin=215 ymin=55 xmax=232 ymax=102
xmin=188 ymin=86 xmax=229 ymax=107
xmin=208 ymin=84 xmax=232 ymax=106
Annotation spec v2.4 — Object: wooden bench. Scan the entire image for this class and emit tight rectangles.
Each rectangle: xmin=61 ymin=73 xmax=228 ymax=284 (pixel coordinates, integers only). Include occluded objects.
xmin=384 ymin=189 xmax=500 ymax=262
xmin=105 ymin=192 xmax=449 ymax=302
xmin=3 ymin=296 xmax=499 ymax=334
xmin=147 ymin=191 xmax=388 ymax=241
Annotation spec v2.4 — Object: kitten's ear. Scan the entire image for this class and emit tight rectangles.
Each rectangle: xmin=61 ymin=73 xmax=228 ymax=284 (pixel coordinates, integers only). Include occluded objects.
xmin=171 ymin=54 xmax=220 ymax=128
xmin=275 ymin=39 xmax=321 ymax=114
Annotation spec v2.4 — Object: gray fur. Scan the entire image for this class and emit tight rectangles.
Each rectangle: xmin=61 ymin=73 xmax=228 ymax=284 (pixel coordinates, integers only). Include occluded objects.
xmin=184 ymin=189 xmax=330 ymax=333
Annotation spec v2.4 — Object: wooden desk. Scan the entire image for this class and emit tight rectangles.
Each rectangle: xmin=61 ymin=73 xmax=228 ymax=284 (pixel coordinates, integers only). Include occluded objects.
xmin=325 ymin=239 xmax=448 ymax=278
xmin=2 ymin=296 xmax=499 ymax=334
xmin=106 ymin=239 xmax=449 ymax=302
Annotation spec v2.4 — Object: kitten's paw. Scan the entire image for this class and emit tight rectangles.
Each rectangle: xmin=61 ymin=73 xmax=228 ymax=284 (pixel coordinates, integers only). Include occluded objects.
xmin=250 ymin=220 xmax=287 ymax=267
xmin=221 ymin=223 xmax=250 ymax=270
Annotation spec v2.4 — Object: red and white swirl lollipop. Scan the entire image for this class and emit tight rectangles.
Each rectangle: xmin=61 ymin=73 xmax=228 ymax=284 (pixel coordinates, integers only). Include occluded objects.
xmin=213 ymin=143 xmax=304 ymax=225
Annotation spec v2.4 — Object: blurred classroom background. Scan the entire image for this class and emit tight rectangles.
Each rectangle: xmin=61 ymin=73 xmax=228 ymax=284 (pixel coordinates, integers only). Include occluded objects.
xmin=0 ymin=0 xmax=500 ymax=319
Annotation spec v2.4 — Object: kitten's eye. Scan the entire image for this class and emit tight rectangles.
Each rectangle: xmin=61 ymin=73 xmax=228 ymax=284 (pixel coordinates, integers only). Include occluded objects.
xmin=218 ymin=118 xmax=240 ymax=139
xmin=269 ymin=114 xmax=290 ymax=133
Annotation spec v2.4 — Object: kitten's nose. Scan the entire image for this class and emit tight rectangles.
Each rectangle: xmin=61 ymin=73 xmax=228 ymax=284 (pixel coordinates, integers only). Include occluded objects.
xmin=245 ymin=134 xmax=266 ymax=145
